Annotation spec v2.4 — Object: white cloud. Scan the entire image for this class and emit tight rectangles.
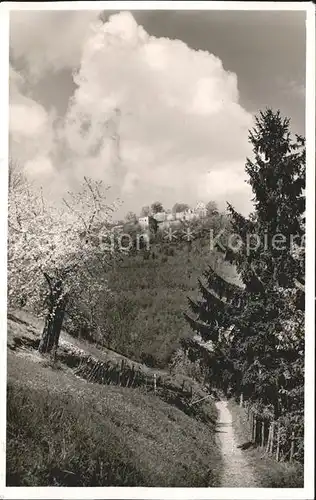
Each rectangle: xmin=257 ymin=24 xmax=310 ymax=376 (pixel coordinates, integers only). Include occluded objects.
xmin=9 ymin=66 xmax=57 ymax=180
xmin=9 ymin=11 xmax=255 ymax=216
xmin=200 ymin=162 xmax=251 ymax=213
xmin=24 ymin=155 xmax=55 ymax=178
xmin=10 ymin=10 xmax=101 ymax=81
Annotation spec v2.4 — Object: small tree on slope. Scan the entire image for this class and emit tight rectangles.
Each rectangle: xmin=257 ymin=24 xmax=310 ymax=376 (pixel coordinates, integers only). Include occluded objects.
xmin=8 ymin=172 xmax=117 ymax=355
xmin=185 ymin=109 xmax=305 ymax=432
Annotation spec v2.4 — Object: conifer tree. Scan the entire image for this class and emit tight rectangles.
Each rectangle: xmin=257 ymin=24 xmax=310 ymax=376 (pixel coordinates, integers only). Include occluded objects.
xmin=185 ymin=109 xmax=305 ymax=432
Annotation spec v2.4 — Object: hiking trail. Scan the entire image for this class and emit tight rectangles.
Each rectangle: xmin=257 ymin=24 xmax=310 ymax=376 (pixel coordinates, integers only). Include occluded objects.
xmin=215 ymin=400 xmax=259 ymax=487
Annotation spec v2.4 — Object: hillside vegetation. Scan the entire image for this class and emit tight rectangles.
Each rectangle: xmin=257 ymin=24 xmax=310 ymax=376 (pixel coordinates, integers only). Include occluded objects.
xmin=63 ymin=212 xmax=233 ymax=368
xmin=7 ymin=311 xmax=221 ymax=487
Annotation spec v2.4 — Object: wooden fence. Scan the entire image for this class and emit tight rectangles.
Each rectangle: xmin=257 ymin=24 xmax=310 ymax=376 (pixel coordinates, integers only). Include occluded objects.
xmin=60 ymin=344 xmax=302 ymax=463
xmin=68 ymin=353 xmax=196 ymax=401
xmin=73 ymin=356 xmax=153 ymax=389
xmin=241 ymin=395 xmax=301 ymax=463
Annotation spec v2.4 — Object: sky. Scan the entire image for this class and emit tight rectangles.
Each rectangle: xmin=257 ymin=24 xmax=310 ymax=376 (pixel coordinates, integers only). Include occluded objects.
xmin=9 ymin=9 xmax=306 ymax=219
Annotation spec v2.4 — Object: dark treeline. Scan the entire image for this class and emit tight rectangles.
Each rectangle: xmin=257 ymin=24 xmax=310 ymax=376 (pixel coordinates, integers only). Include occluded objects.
xmin=185 ymin=109 xmax=305 ymax=463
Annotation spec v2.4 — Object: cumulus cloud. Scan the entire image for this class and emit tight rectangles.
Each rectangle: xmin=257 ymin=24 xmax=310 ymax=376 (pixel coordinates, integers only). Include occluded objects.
xmin=9 ymin=10 xmax=254 ymax=216
xmin=10 ymin=10 xmax=101 ymax=80
xmin=9 ymin=66 xmax=56 ymax=179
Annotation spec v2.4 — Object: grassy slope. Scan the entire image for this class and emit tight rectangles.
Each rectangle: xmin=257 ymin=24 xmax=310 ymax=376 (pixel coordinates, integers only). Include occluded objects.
xmin=94 ymin=243 xmax=212 ymax=366
xmin=94 ymin=238 xmax=233 ymax=367
xmin=227 ymin=399 xmax=304 ymax=488
xmin=7 ymin=309 xmax=207 ymax=392
xmin=7 ymin=313 xmax=222 ymax=487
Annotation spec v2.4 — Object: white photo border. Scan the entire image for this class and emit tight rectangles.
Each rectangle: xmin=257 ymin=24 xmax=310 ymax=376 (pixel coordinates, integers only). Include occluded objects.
xmin=0 ymin=2 xmax=314 ymax=499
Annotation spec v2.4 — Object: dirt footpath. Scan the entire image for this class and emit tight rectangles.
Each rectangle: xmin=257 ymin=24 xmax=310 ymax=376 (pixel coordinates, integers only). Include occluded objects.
xmin=215 ymin=400 xmax=259 ymax=487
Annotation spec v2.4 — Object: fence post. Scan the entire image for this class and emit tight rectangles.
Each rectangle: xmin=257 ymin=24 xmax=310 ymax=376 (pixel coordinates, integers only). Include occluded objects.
xmin=290 ymin=431 xmax=295 ymax=463
xmin=269 ymin=421 xmax=274 ymax=454
xmin=101 ymin=363 xmax=105 ymax=384
xmin=252 ymin=414 xmax=256 ymax=443
xmin=125 ymin=369 xmax=130 ymax=387
xmin=117 ymin=363 xmax=121 ymax=386
xmin=240 ymin=393 xmax=244 ymax=408
xmin=153 ymin=373 xmax=157 ymax=395
xmin=131 ymin=366 xmax=137 ymax=387
xmin=120 ymin=360 xmax=125 ymax=386
xmin=266 ymin=423 xmax=271 ymax=453
xmin=276 ymin=423 xmax=281 ymax=461
xmin=254 ymin=415 xmax=257 ymax=443
xmin=249 ymin=410 xmax=252 ymax=441
xmin=129 ymin=365 xmax=135 ymax=387
xmin=88 ymin=361 xmax=100 ymax=382
xmin=95 ymin=362 xmax=103 ymax=383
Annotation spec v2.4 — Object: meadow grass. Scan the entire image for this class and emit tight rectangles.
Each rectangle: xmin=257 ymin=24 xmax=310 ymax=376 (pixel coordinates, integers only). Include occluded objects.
xmin=7 ymin=349 xmax=221 ymax=487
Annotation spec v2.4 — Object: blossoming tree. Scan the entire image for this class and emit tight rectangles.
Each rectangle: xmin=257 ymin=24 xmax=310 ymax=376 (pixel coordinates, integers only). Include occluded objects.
xmin=8 ymin=166 xmax=116 ymax=355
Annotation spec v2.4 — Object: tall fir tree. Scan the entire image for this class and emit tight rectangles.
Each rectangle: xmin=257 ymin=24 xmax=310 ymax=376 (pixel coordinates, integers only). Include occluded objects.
xmin=185 ymin=109 xmax=305 ymax=433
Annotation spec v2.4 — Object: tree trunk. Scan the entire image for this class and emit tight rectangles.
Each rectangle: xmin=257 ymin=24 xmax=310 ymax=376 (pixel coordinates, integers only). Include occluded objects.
xmin=39 ymin=279 xmax=68 ymax=355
